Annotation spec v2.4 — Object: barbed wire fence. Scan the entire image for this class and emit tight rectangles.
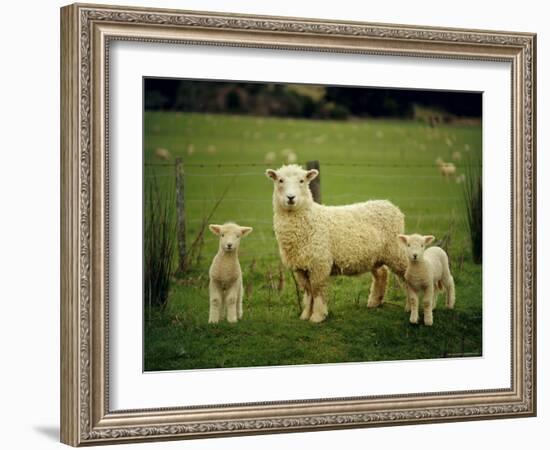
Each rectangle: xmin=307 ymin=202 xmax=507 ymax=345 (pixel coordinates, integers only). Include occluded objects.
xmin=144 ymin=159 xmax=469 ymax=272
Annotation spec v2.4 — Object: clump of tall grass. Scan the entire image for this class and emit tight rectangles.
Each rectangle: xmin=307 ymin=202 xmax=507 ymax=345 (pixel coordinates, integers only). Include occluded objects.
xmin=462 ymin=155 xmax=482 ymax=264
xmin=144 ymin=176 xmax=175 ymax=311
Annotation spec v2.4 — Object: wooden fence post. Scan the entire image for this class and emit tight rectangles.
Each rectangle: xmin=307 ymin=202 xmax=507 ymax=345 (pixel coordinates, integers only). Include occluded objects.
xmin=175 ymin=158 xmax=187 ymax=275
xmin=306 ymin=160 xmax=321 ymax=203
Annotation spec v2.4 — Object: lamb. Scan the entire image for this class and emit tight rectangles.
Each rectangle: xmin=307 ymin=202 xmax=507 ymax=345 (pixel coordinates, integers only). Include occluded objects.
xmin=398 ymin=234 xmax=455 ymax=326
xmin=208 ymin=222 xmax=253 ymax=323
xmin=266 ymin=164 xmax=409 ymax=323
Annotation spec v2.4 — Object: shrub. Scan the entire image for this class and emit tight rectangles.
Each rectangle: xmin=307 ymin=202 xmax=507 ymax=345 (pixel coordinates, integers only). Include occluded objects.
xmin=463 ymin=155 xmax=482 ymax=264
xmin=144 ymin=177 xmax=175 ymax=310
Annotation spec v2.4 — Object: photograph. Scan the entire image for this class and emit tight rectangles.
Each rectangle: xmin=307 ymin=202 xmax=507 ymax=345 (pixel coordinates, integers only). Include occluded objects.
xmin=58 ymin=2 xmax=536 ymax=445
xmin=143 ymin=78 xmax=483 ymax=372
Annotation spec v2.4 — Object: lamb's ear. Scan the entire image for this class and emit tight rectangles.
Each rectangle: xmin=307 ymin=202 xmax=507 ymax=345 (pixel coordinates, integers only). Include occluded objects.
xmin=305 ymin=169 xmax=319 ymax=182
xmin=424 ymin=235 xmax=435 ymax=245
xmin=209 ymin=224 xmax=222 ymax=235
xmin=240 ymin=226 xmax=253 ymax=237
xmin=397 ymin=234 xmax=409 ymax=244
xmin=265 ymin=169 xmax=278 ymax=181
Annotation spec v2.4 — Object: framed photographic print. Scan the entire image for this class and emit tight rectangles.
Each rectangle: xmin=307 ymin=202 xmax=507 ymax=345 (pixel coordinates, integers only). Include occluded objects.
xmin=60 ymin=3 xmax=536 ymax=446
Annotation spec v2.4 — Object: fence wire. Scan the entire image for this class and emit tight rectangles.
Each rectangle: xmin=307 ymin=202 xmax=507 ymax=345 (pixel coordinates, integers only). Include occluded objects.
xmin=144 ymin=159 xmax=470 ymax=269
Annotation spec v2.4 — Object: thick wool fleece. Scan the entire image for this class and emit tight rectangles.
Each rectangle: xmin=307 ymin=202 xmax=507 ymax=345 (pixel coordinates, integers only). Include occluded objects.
xmin=274 ymin=200 xmax=407 ymax=278
xmin=269 ymin=164 xmax=408 ymax=322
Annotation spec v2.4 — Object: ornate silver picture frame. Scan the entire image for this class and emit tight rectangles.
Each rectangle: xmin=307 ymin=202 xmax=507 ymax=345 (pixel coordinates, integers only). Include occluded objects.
xmin=60 ymin=3 xmax=536 ymax=446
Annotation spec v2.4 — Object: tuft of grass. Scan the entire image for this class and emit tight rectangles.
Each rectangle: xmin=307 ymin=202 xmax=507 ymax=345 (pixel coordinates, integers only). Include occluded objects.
xmin=463 ymin=154 xmax=482 ymax=264
xmin=144 ymin=176 xmax=175 ymax=311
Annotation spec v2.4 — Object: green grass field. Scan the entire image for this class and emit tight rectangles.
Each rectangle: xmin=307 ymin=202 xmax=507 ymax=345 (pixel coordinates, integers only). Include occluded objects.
xmin=143 ymin=111 xmax=482 ymax=371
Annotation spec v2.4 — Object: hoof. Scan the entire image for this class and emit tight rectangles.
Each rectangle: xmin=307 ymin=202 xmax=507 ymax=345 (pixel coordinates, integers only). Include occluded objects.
xmin=409 ymin=316 xmax=419 ymax=325
xmin=208 ymin=319 xmax=219 ymax=324
xmin=309 ymin=312 xmax=327 ymax=323
xmin=300 ymin=310 xmax=311 ymax=320
xmin=367 ymin=296 xmax=383 ymax=308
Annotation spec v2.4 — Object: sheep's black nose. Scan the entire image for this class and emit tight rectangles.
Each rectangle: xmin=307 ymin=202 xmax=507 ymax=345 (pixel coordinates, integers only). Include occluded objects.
xmin=287 ymin=195 xmax=295 ymax=201
xmin=413 ymin=254 xmax=417 ymax=260
xmin=227 ymin=243 xmax=232 ymax=248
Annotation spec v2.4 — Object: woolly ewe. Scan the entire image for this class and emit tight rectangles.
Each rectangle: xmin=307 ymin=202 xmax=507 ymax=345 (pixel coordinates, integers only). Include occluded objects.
xmin=266 ymin=164 xmax=408 ymax=323
xmin=398 ymin=234 xmax=455 ymax=326
xmin=208 ymin=223 xmax=253 ymax=323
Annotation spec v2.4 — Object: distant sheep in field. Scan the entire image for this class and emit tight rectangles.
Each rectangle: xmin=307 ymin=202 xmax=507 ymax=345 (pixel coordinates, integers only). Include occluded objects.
xmin=398 ymin=234 xmax=455 ymax=326
xmin=435 ymin=158 xmax=457 ymax=180
xmin=455 ymin=174 xmax=466 ymax=184
xmin=208 ymin=222 xmax=253 ymax=323
xmin=154 ymin=147 xmax=172 ymax=161
xmin=264 ymin=151 xmax=277 ymax=164
xmin=452 ymin=151 xmax=462 ymax=161
xmin=266 ymin=164 xmax=409 ymax=323
xmin=281 ymin=148 xmax=298 ymax=164
xmin=186 ymin=144 xmax=195 ymax=156
xmin=207 ymin=145 xmax=217 ymax=155
xmin=286 ymin=152 xmax=298 ymax=164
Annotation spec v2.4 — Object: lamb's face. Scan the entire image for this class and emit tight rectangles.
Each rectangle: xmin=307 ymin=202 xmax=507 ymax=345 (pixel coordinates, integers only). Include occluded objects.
xmin=265 ymin=164 xmax=318 ymax=211
xmin=209 ymin=222 xmax=253 ymax=253
xmin=398 ymin=234 xmax=435 ymax=262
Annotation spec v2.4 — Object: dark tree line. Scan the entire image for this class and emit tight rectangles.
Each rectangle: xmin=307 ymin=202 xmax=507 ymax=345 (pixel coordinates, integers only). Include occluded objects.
xmin=144 ymin=78 xmax=481 ymax=120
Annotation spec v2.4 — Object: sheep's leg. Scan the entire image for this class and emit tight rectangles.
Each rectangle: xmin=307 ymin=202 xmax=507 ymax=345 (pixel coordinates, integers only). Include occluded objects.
xmin=310 ymin=291 xmax=328 ymax=323
xmin=300 ymin=292 xmax=313 ymax=320
xmin=237 ymin=278 xmax=244 ymax=320
xmin=385 ymin=252 xmax=411 ymax=312
xmin=423 ymin=284 xmax=434 ymax=326
xmin=367 ymin=265 xmax=389 ymax=308
xmin=445 ymin=275 xmax=456 ymax=309
xmin=308 ymin=267 xmax=330 ymax=323
xmin=407 ymin=285 xmax=419 ymax=325
xmin=432 ymin=282 xmax=440 ymax=310
xmin=208 ymin=281 xmax=223 ymax=324
xmin=225 ymin=283 xmax=240 ymax=324
xmin=294 ymin=270 xmax=313 ymax=320
xmin=404 ymin=295 xmax=411 ymax=312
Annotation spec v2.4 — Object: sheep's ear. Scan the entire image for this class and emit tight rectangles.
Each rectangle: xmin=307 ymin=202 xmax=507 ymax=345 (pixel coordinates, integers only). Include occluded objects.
xmin=397 ymin=234 xmax=408 ymax=244
xmin=209 ymin=224 xmax=222 ymax=235
xmin=265 ymin=169 xmax=278 ymax=181
xmin=424 ymin=235 xmax=435 ymax=245
xmin=305 ymin=169 xmax=319 ymax=182
xmin=240 ymin=226 xmax=253 ymax=237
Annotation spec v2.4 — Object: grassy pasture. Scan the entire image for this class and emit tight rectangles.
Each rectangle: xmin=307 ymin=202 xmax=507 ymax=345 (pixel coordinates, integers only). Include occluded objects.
xmin=143 ymin=111 xmax=482 ymax=371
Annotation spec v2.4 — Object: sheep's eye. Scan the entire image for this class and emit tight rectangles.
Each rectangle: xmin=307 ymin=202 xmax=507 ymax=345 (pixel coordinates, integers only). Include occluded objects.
xmin=300 ymin=179 xmax=304 ymax=184
xmin=279 ymin=179 xmax=284 ymax=183
xmin=221 ymin=234 xmax=224 ymax=237
xmin=237 ymin=235 xmax=240 ymax=239
xmin=407 ymin=244 xmax=410 ymax=247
